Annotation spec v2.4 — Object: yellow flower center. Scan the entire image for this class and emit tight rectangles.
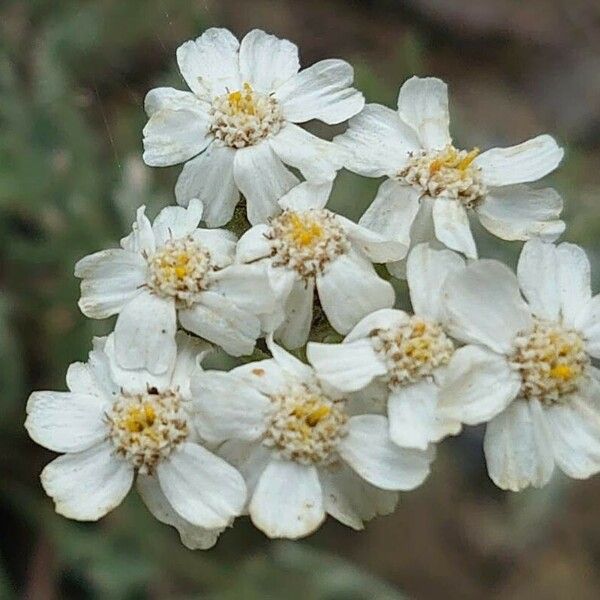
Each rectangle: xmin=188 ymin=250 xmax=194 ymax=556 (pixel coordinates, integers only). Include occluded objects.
xmin=227 ymin=83 xmax=257 ymax=116
xmin=108 ymin=390 xmax=188 ymax=474
xmin=511 ymin=320 xmax=589 ymax=404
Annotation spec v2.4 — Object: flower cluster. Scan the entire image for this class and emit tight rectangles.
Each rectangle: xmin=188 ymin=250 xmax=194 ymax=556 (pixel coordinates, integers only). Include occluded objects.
xmin=26 ymin=28 xmax=600 ymax=548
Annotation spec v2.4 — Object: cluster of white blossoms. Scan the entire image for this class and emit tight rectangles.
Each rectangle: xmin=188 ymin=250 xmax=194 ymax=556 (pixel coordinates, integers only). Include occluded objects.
xmin=26 ymin=28 xmax=600 ymax=547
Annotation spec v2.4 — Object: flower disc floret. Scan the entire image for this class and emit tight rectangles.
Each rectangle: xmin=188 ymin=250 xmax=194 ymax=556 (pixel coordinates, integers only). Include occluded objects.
xmin=264 ymin=382 xmax=349 ymax=465
xmin=511 ymin=320 xmax=589 ymax=405
xmin=268 ymin=209 xmax=350 ymax=279
xmin=107 ymin=389 xmax=188 ymax=475
xmin=147 ymin=237 xmax=213 ymax=306
xmin=209 ymin=82 xmax=284 ymax=149
xmin=371 ymin=317 xmax=454 ymax=388
xmin=398 ymin=145 xmax=486 ymax=208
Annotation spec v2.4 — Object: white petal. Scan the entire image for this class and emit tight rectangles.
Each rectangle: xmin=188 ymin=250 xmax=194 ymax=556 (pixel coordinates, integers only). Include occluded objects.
xmin=142 ymin=108 xmax=211 ymax=167
xmin=269 ymin=124 xmax=346 ymax=181
xmin=546 ymin=393 xmax=600 ymax=479
xmin=192 ymin=228 xmax=237 ymax=268
xmin=114 ymin=290 xmax=177 ymax=375
xmin=191 ymin=370 xmax=270 ymax=443
xmin=334 ymin=103 xmax=420 ymax=177
xmin=137 ymin=474 xmax=221 ymax=550
xmin=158 ymin=442 xmax=246 ymax=528
xmin=274 ymin=276 xmax=314 ymax=349
xmin=236 ymin=225 xmax=271 ymax=263
xmin=238 ymin=29 xmax=299 ymax=92
xmin=339 ymin=214 xmax=409 ymax=263
xmin=41 ymin=441 xmax=133 ymax=520
xmin=103 ymin=334 xmax=172 ymax=395
xmin=317 ymin=252 xmax=395 ymax=334
xmin=26 ymin=391 xmax=109 ymax=453
xmin=344 ymin=308 xmax=409 ymax=343
xmin=266 ymin=334 xmax=314 ymax=381
xmin=75 ymin=249 xmax=147 ymax=319
xmin=339 ymin=414 xmax=433 ymax=490
xmin=476 ymin=185 xmax=564 ymax=241
xmin=406 ymin=243 xmax=466 ymax=322
xmin=516 ymin=239 xmax=560 ymax=321
xmin=249 ymin=459 xmax=325 ymax=538
xmin=388 ymin=380 xmax=460 ymax=450
xmin=175 ymin=144 xmax=239 ymax=227
xmin=169 ymin=331 xmax=211 ymax=399
xmin=432 ymin=199 xmax=477 ymax=258
xmin=278 ymin=180 xmax=333 ymax=211
xmin=386 ymin=197 xmax=437 ymax=279
xmin=484 ymin=398 xmax=554 ymax=491
xmin=397 ymin=76 xmax=451 ymax=150
xmin=151 ymin=198 xmax=204 ymax=245
xmin=578 ymin=295 xmax=600 ymax=359
xmin=179 ymin=292 xmax=260 ymax=356
xmin=66 ymin=355 xmax=116 ymax=397
xmin=557 ymin=242 xmax=592 ymax=327
xmin=475 ymin=135 xmax=564 ymax=186
xmin=229 ymin=358 xmax=289 ymax=397
xmin=233 ymin=142 xmax=299 ymax=225
xmin=442 ymin=260 xmax=533 ymax=354
xmin=306 ymin=339 xmax=387 ymax=392
xmin=120 ymin=205 xmax=155 ymax=254
xmin=210 ymin=262 xmax=279 ymax=317
xmin=176 ymin=28 xmax=240 ymax=99
xmin=357 ymin=180 xmax=420 ymax=252
xmin=321 ymin=464 xmax=398 ymax=530
xmin=144 ymin=87 xmax=206 ymax=117
xmin=437 ymin=345 xmax=521 ymax=425
xmin=275 ymin=59 xmax=364 ymax=124
xmin=218 ymin=440 xmax=272 ymax=498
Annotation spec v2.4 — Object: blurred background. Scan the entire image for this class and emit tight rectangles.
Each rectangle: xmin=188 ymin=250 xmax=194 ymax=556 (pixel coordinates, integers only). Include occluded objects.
xmin=1 ymin=0 xmax=600 ymax=598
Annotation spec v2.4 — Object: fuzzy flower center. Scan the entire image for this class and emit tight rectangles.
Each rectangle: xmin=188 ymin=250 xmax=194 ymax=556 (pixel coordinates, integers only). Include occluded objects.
xmin=107 ymin=389 xmax=188 ymax=475
xmin=371 ymin=317 xmax=454 ymax=388
xmin=147 ymin=237 xmax=213 ymax=306
xmin=209 ymin=82 xmax=284 ymax=149
xmin=264 ymin=382 xmax=348 ymax=465
xmin=511 ymin=320 xmax=589 ymax=405
xmin=398 ymin=145 xmax=486 ymax=208
xmin=268 ymin=210 xmax=350 ymax=278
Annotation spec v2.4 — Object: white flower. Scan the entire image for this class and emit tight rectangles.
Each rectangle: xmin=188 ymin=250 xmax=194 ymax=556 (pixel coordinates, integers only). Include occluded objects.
xmin=143 ymin=28 xmax=364 ymax=226
xmin=335 ymin=76 xmax=564 ymax=273
xmin=307 ymin=244 xmax=464 ymax=450
xmin=75 ymin=199 xmax=278 ymax=373
xmin=190 ymin=336 xmax=434 ymax=539
xmin=25 ymin=332 xmax=247 ymax=549
xmin=234 ymin=181 xmax=406 ymax=348
xmin=437 ymin=239 xmax=600 ymax=490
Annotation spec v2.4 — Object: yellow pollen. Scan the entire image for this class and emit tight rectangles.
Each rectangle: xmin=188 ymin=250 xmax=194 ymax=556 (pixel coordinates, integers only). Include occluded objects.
xmin=550 ymin=364 xmax=574 ymax=381
xmin=288 ymin=213 xmax=324 ymax=247
xmin=123 ymin=403 xmax=156 ymax=433
xmin=429 ymin=146 xmax=480 ymax=175
xmin=457 ymin=147 xmax=480 ymax=170
xmin=227 ymin=82 xmax=256 ymax=115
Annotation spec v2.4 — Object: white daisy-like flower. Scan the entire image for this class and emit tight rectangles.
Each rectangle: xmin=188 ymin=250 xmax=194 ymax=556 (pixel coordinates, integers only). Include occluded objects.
xmin=234 ymin=181 xmax=406 ymax=348
xmin=307 ymin=243 xmax=464 ymax=450
xmin=143 ymin=28 xmax=363 ymax=226
xmin=75 ymin=199 xmax=279 ymax=373
xmin=25 ymin=332 xmax=247 ymax=549
xmin=335 ymin=76 xmax=565 ymax=273
xmin=437 ymin=239 xmax=600 ymax=490
xmin=190 ymin=336 xmax=434 ymax=539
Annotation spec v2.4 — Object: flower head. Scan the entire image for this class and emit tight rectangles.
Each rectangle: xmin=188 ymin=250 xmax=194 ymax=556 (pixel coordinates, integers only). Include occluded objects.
xmin=437 ymin=239 xmax=600 ymax=490
xmin=190 ymin=336 xmax=434 ymax=538
xmin=235 ymin=182 xmax=406 ymax=348
xmin=25 ymin=333 xmax=247 ymax=549
xmin=308 ymin=244 xmax=464 ymax=450
xmin=335 ymin=76 xmax=564 ymax=274
xmin=75 ymin=199 xmax=279 ymax=373
xmin=143 ymin=28 xmax=364 ymax=226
